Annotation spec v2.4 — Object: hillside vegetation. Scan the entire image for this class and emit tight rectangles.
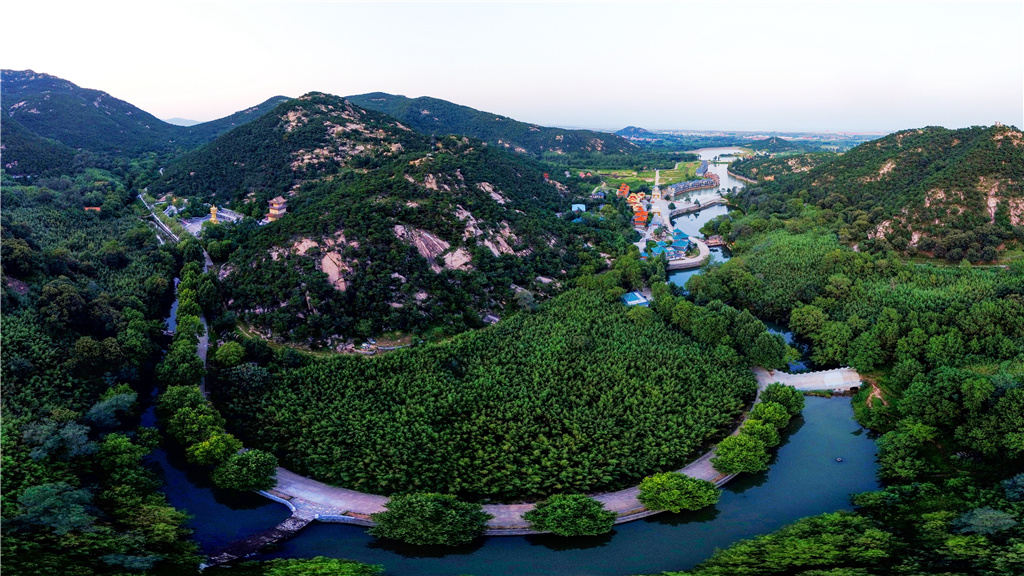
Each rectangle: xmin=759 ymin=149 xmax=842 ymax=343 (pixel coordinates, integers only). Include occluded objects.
xmin=152 ymin=92 xmax=634 ymax=342
xmin=1 ymin=69 xmax=286 ymax=157
xmin=348 ymin=92 xmax=638 ymax=157
xmin=733 ymin=125 xmax=1024 ymax=261
xmin=729 ymin=152 xmax=841 ymax=181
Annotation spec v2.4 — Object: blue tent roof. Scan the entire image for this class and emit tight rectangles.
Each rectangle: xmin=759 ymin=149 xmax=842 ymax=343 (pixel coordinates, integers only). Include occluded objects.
xmin=571 ymin=217 xmax=585 ymax=223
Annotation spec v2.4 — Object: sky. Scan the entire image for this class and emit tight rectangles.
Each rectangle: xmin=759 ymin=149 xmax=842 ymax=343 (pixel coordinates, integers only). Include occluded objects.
xmin=3 ymin=1 xmax=1022 ymax=133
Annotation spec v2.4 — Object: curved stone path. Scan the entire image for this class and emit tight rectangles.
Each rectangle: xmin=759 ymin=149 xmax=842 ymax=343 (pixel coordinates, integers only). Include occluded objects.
xmin=257 ymin=367 xmax=861 ymax=535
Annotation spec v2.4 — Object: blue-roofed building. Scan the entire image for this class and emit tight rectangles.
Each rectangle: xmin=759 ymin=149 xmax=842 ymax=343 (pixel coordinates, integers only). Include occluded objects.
xmin=571 ymin=217 xmax=585 ymax=224
xmin=621 ymin=292 xmax=650 ymax=307
xmin=652 ymin=246 xmax=666 ymax=255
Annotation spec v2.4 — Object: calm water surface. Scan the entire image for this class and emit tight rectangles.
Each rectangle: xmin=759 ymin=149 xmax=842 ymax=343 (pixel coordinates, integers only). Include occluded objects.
xmin=258 ymin=398 xmax=878 ymax=575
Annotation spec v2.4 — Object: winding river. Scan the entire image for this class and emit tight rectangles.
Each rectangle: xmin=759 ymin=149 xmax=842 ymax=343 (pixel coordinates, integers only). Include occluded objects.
xmin=152 ymin=148 xmax=878 ymax=574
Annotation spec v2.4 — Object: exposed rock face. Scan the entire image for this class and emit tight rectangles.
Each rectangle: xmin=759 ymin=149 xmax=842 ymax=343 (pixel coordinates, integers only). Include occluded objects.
xmin=394 ymin=224 xmax=473 ymax=272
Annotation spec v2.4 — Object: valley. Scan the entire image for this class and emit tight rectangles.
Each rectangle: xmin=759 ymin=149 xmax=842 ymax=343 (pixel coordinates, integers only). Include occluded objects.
xmin=2 ymin=64 xmax=1022 ymax=576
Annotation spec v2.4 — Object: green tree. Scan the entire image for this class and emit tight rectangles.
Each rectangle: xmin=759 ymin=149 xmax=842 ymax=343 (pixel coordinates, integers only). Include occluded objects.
xmin=368 ymin=493 xmax=491 ymax=546
xmin=750 ymin=401 xmax=791 ymax=429
xmin=712 ymin=435 xmax=770 ymax=475
xmin=638 ymin=472 xmax=721 ymax=513
xmin=741 ymin=419 xmax=781 ymax=447
xmin=953 ymin=507 xmax=1019 ymax=535
xmin=211 ymin=449 xmax=278 ymax=491
xmin=214 ymin=341 xmax=246 ymax=368
xmin=255 ymin=557 xmax=383 ymax=576
xmin=15 ymin=482 xmax=96 ymax=535
xmin=524 ymin=494 xmax=617 ymax=536
xmin=186 ymin=432 xmax=243 ymax=466
xmin=759 ymin=383 xmax=805 ymax=416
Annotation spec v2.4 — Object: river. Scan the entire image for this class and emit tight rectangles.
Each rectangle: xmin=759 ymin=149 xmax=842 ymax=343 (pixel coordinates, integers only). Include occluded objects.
xmin=153 ymin=148 xmax=875 ymax=574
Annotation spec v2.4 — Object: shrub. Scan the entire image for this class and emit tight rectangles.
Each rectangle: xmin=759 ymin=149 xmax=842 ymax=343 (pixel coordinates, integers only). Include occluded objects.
xmin=711 ymin=435 xmax=770 ymax=475
xmin=749 ymin=401 xmax=791 ymax=429
xmin=638 ymin=472 xmax=721 ymax=513
xmin=759 ymin=383 xmax=805 ymax=416
xmin=211 ymin=449 xmax=278 ymax=491
xmin=741 ymin=419 xmax=781 ymax=447
xmin=1003 ymin=473 xmax=1024 ymax=502
xmin=186 ymin=432 xmax=243 ymax=466
xmin=368 ymin=493 xmax=491 ymax=546
xmin=524 ymin=494 xmax=617 ymax=536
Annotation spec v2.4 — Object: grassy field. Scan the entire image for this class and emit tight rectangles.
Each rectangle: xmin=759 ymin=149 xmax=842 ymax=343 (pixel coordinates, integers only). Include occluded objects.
xmin=593 ymin=160 xmax=701 ymax=189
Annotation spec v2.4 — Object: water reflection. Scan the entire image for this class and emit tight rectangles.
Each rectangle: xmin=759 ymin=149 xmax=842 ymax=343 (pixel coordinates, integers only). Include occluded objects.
xmin=525 ymin=531 xmax=616 ymax=552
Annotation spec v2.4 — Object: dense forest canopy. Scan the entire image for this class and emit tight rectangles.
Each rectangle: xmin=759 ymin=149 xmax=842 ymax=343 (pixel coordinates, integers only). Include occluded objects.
xmin=1 ymin=169 xmax=200 ymax=574
xmin=210 ymin=283 xmax=789 ymax=502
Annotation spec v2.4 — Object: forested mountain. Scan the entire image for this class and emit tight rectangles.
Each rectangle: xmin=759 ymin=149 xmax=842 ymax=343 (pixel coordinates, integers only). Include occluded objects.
xmin=744 ymin=136 xmax=802 ymax=153
xmin=346 ymin=92 xmax=638 ymax=156
xmin=615 ymin=126 xmax=658 ymax=138
xmin=152 ymin=92 xmax=632 ymax=342
xmin=729 ymin=151 xmax=840 ymax=181
xmin=0 ymin=116 xmax=79 ymax=176
xmin=1 ymin=69 xmax=286 ymax=156
xmin=734 ymin=125 xmax=1024 ymax=260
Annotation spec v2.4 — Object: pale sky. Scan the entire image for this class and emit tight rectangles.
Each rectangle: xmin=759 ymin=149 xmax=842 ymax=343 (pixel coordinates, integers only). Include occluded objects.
xmin=3 ymin=1 xmax=1022 ymax=133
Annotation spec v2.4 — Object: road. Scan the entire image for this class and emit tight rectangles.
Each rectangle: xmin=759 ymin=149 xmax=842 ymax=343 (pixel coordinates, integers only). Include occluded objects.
xmin=138 ymin=194 xmax=180 ymax=243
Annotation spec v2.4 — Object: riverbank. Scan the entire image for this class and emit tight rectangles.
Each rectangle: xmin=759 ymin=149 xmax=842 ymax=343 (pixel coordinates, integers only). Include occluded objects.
xmin=250 ymin=367 xmax=861 ymax=538
xmin=726 ymin=168 xmax=757 ymax=183
xmin=256 ymin=395 xmax=879 ymax=576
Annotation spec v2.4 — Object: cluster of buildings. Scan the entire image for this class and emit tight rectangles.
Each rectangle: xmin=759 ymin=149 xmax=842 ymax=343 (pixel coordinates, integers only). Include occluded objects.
xmin=665 ymin=172 xmax=720 ymax=196
xmin=615 ymin=184 xmax=653 ymax=227
xmin=638 ymin=229 xmax=693 ymax=261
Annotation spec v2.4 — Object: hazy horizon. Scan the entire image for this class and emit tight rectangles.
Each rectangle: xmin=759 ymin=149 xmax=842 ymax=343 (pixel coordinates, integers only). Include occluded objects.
xmin=4 ymin=1 xmax=1021 ymax=134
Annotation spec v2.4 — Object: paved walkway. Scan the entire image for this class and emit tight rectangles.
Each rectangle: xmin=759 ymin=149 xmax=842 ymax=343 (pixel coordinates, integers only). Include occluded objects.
xmin=756 ymin=367 xmax=862 ymax=392
xmin=259 ymin=367 xmax=834 ymax=534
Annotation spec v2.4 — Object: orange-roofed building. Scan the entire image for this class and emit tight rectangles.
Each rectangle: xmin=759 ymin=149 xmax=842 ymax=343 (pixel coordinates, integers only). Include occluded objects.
xmin=84 ymin=206 xmax=101 ymax=212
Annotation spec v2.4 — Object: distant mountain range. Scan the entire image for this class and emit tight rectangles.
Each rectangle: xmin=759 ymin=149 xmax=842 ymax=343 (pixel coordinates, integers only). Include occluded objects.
xmin=163 ymin=117 xmax=202 ymax=127
xmin=1 ymin=69 xmax=288 ymax=160
xmin=347 ymin=92 xmax=638 ymax=156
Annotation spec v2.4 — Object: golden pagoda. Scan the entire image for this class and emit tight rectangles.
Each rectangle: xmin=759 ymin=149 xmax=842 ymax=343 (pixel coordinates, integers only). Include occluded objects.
xmin=268 ymin=196 xmax=287 ymax=222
